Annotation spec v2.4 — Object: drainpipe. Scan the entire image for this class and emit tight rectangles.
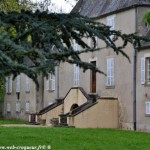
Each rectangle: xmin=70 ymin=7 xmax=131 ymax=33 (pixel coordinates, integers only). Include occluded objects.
xmin=57 ymin=65 xmax=60 ymax=99
xmin=133 ymin=42 xmax=137 ymax=131
xmin=133 ymin=7 xmax=138 ymax=131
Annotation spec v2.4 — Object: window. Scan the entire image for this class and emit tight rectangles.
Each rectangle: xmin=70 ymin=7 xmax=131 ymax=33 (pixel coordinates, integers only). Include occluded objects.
xmin=26 ymin=76 xmax=30 ymax=93
xmin=16 ymin=75 xmax=21 ymax=93
xmin=146 ymin=58 xmax=150 ymax=84
xmin=88 ymin=38 xmax=91 ymax=47
xmin=107 ymin=15 xmax=115 ymax=40
xmin=95 ymin=36 xmax=98 ymax=48
xmin=45 ymin=74 xmax=55 ymax=91
xmin=16 ymin=102 xmax=20 ymax=112
xmin=141 ymin=57 xmax=145 ymax=84
xmin=141 ymin=57 xmax=150 ymax=85
xmin=74 ymin=64 xmax=79 ymax=86
xmin=6 ymin=76 xmax=12 ymax=94
xmin=73 ymin=40 xmax=80 ymax=51
xmin=90 ymin=61 xmax=96 ymax=93
xmin=50 ymin=74 xmax=55 ymax=91
xmin=7 ymin=103 xmax=11 ymax=112
xmin=25 ymin=102 xmax=30 ymax=112
xmin=146 ymin=102 xmax=150 ymax=115
xmin=46 ymin=76 xmax=50 ymax=91
xmin=106 ymin=58 xmax=114 ymax=86
xmin=107 ymin=15 xmax=115 ymax=30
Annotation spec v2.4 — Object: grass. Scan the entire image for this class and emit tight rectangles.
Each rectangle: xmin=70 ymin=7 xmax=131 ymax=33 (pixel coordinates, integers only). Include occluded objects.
xmin=0 ymin=119 xmax=27 ymax=124
xmin=0 ymin=127 xmax=150 ymax=150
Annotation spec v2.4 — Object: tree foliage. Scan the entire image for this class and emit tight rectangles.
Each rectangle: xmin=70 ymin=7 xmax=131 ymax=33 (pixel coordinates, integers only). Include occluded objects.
xmin=0 ymin=5 xmax=149 ymax=87
xmin=144 ymin=12 xmax=150 ymax=25
xmin=0 ymin=0 xmax=35 ymax=12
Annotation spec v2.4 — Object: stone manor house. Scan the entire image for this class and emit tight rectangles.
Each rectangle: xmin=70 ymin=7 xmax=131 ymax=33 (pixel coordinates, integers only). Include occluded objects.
xmin=3 ymin=0 xmax=150 ymax=131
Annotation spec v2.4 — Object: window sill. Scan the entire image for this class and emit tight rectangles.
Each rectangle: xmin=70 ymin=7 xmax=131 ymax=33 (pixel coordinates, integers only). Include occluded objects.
xmin=106 ymin=85 xmax=115 ymax=89
xmin=144 ymin=83 xmax=150 ymax=87
xmin=16 ymin=111 xmax=21 ymax=113
xmin=7 ymin=93 xmax=11 ymax=95
xmin=145 ymin=114 xmax=150 ymax=117
xmin=47 ymin=89 xmax=55 ymax=92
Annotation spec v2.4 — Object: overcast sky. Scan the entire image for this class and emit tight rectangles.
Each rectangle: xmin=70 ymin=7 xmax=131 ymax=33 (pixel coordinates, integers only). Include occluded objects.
xmin=32 ymin=0 xmax=77 ymax=13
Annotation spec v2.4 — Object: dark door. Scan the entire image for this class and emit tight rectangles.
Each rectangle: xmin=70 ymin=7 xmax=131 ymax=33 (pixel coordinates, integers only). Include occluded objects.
xmin=91 ymin=61 xmax=96 ymax=93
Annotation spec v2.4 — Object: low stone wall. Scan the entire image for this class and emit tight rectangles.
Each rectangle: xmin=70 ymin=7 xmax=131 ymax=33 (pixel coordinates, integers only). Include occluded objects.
xmin=68 ymin=97 xmax=118 ymax=128
xmin=38 ymin=104 xmax=63 ymax=126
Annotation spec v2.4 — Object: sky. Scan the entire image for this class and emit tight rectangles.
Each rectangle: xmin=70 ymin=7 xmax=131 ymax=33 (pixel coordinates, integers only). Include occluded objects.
xmin=32 ymin=0 xmax=77 ymax=13
xmin=51 ymin=0 xmax=76 ymax=12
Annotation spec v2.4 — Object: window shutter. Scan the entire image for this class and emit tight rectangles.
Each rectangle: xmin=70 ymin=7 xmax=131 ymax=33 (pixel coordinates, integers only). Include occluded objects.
xmin=16 ymin=102 xmax=20 ymax=112
xmin=73 ymin=40 xmax=80 ymax=51
xmin=8 ymin=76 xmax=12 ymax=93
xmin=26 ymin=76 xmax=30 ymax=92
xmin=107 ymin=58 xmax=114 ymax=86
xmin=111 ymin=17 xmax=115 ymax=30
xmin=141 ymin=57 xmax=145 ymax=84
xmin=95 ymin=36 xmax=98 ymax=48
xmin=107 ymin=59 xmax=110 ymax=86
xmin=146 ymin=102 xmax=150 ymax=114
xmin=88 ymin=38 xmax=91 ymax=47
xmin=16 ymin=75 xmax=21 ymax=93
xmin=5 ymin=77 xmax=8 ymax=93
xmin=74 ymin=64 xmax=79 ymax=86
xmin=50 ymin=74 xmax=55 ymax=91
xmin=7 ymin=103 xmax=11 ymax=112
xmin=107 ymin=15 xmax=115 ymax=40
xmin=111 ymin=58 xmax=114 ymax=86
xmin=25 ymin=102 xmax=30 ymax=112
xmin=46 ymin=77 xmax=50 ymax=91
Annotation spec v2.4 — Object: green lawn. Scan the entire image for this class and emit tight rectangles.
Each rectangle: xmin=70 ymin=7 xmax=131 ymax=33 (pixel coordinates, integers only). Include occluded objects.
xmin=0 ymin=127 xmax=150 ymax=150
xmin=0 ymin=119 xmax=27 ymax=124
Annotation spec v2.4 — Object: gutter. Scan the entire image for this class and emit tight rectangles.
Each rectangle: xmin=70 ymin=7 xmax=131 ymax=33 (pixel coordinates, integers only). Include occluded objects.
xmin=57 ymin=65 xmax=60 ymax=99
xmin=91 ymin=4 xmax=150 ymax=20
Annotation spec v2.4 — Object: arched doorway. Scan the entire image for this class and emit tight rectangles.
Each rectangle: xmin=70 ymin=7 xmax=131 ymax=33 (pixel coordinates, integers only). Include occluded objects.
xmin=70 ymin=104 xmax=79 ymax=111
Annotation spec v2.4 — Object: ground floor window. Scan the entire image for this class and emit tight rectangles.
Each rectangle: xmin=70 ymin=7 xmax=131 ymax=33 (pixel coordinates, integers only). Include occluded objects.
xmin=146 ymin=102 xmax=150 ymax=115
xmin=90 ymin=61 xmax=96 ymax=93
xmin=141 ymin=57 xmax=150 ymax=84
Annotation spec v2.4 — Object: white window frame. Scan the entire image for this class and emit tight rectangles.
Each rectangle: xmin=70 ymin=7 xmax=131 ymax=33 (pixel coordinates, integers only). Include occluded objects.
xmin=106 ymin=58 xmax=114 ymax=86
xmin=46 ymin=76 xmax=50 ymax=91
xmin=16 ymin=102 xmax=20 ymax=112
xmin=146 ymin=102 xmax=150 ymax=115
xmin=50 ymin=74 xmax=55 ymax=91
xmin=7 ymin=103 xmax=11 ymax=112
xmin=107 ymin=15 xmax=116 ymax=40
xmin=141 ymin=55 xmax=150 ymax=85
xmin=73 ymin=40 xmax=80 ymax=51
xmin=141 ymin=57 xmax=145 ymax=84
xmin=88 ymin=38 xmax=91 ymax=47
xmin=74 ymin=64 xmax=79 ymax=86
xmin=26 ymin=76 xmax=30 ymax=93
xmin=95 ymin=36 xmax=98 ymax=48
xmin=6 ymin=76 xmax=12 ymax=94
xmin=146 ymin=57 xmax=150 ymax=84
xmin=25 ymin=102 xmax=30 ymax=112
xmin=16 ymin=75 xmax=21 ymax=93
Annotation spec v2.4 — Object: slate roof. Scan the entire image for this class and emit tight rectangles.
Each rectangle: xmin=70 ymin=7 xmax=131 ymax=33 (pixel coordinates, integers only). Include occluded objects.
xmin=72 ymin=0 xmax=150 ymax=18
